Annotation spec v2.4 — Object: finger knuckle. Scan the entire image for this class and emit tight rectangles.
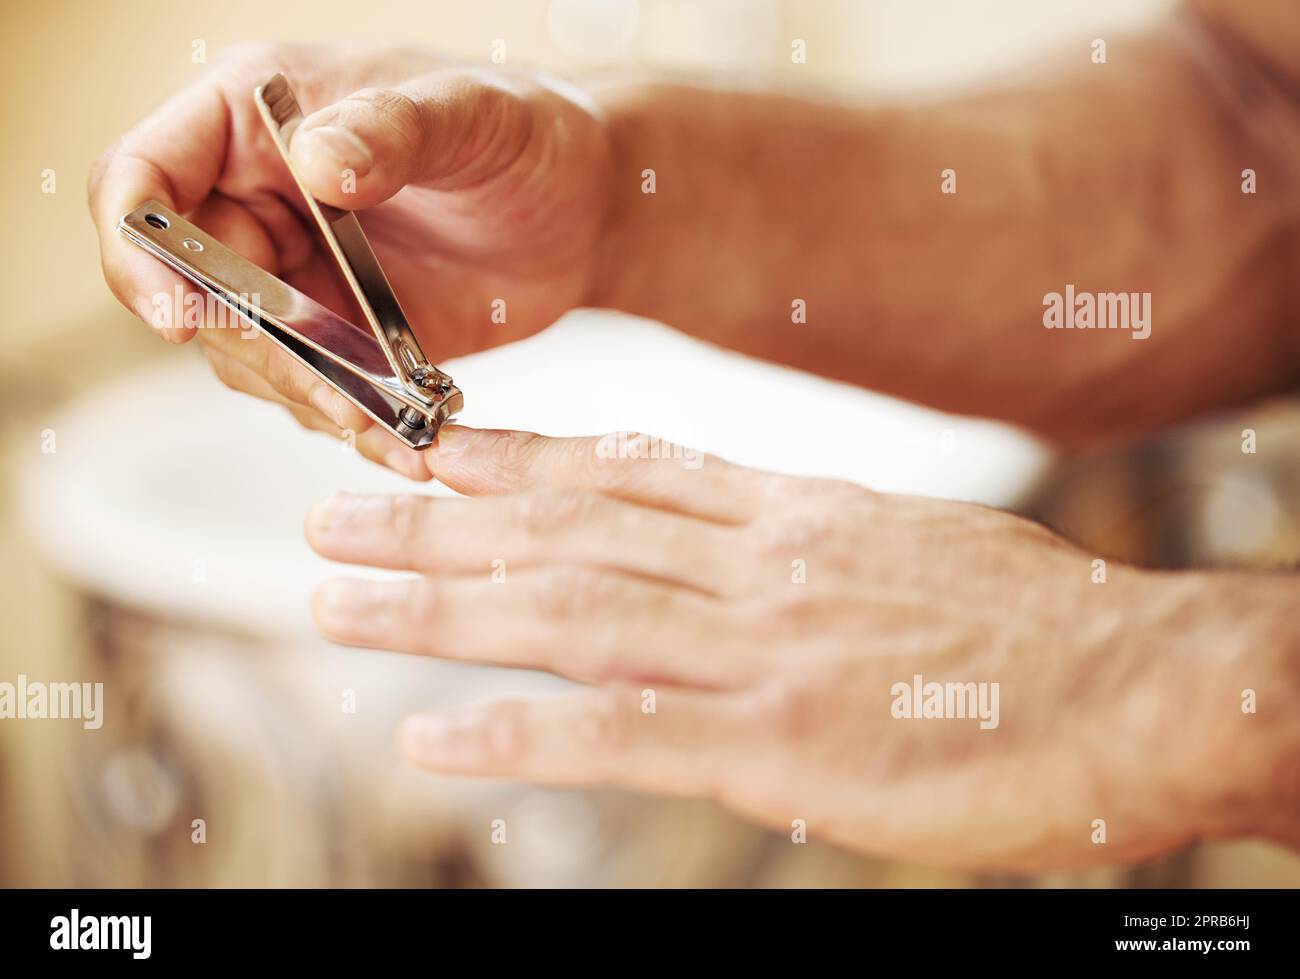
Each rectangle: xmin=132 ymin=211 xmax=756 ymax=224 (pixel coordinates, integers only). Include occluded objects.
xmin=576 ymin=688 xmax=627 ymax=761
xmin=404 ymin=579 xmax=445 ymax=651
xmin=350 ymin=86 xmax=425 ymax=154
xmin=381 ymin=494 xmax=429 ymax=542
xmin=467 ymin=80 xmax=525 ymax=133
xmin=531 ymin=566 xmax=613 ymax=622
xmin=511 ymin=488 xmax=591 ymax=537
xmin=746 ymin=501 xmax=853 ymax=563
xmin=743 ymin=588 xmax=815 ymax=638
xmin=587 ymin=432 xmax=656 ymax=494
xmin=744 ymin=517 xmax=812 ymax=561
xmin=745 ymin=679 xmax=822 ymax=744
xmin=261 ymin=347 xmax=306 ymax=401
xmin=457 ymin=79 xmax=530 ymax=166
xmin=478 ymin=701 xmax=528 ymax=764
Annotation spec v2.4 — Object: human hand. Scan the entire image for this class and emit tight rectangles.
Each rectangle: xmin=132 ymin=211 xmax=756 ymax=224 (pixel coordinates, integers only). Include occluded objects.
xmin=301 ymin=427 xmax=1276 ymax=871
xmin=89 ymin=43 xmax=614 ymax=478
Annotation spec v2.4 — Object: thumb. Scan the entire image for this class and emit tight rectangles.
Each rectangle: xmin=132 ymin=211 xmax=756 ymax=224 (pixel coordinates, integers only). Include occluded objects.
xmin=289 ymin=71 xmax=533 ymax=209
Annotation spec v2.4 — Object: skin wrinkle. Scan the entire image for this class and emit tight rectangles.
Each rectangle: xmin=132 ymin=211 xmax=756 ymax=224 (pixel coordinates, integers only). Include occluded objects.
xmin=87 ymin=9 xmax=1300 ymax=871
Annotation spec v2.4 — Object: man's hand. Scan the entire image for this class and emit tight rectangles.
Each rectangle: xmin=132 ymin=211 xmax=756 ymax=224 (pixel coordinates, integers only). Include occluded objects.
xmin=88 ymin=43 xmax=614 ymax=478
xmin=301 ymin=427 xmax=1298 ymax=870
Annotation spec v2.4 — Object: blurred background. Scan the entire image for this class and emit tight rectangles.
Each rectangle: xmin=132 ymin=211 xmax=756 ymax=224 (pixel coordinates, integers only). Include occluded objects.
xmin=3 ymin=0 xmax=1299 ymax=887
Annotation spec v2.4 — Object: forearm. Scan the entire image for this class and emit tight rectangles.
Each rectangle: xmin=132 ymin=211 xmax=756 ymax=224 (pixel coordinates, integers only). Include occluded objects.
xmin=589 ymin=12 xmax=1300 ymax=446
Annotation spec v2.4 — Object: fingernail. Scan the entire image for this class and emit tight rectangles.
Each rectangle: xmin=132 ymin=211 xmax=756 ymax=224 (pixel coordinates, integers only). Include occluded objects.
xmin=296 ymin=125 xmax=373 ymax=177
xmin=401 ymin=714 xmax=455 ymax=758
xmin=314 ymin=578 xmax=384 ymax=628
xmin=136 ymin=295 xmax=165 ymax=328
xmin=433 ymin=426 xmax=480 ymax=455
xmin=307 ymin=492 xmax=355 ymax=535
xmin=138 ymin=296 xmax=187 ymax=342
xmin=308 ymin=382 xmax=351 ymax=427
xmin=401 ymin=711 xmax=515 ymax=766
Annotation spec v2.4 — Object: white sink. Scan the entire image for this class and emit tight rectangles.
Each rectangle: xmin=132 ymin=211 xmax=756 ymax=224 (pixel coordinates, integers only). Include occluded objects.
xmin=23 ymin=309 xmax=1049 ymax=636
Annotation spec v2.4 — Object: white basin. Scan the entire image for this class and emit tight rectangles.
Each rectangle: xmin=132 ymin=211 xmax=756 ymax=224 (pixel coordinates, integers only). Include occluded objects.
xmin=22 ymin=309 xmax=1050 ymax=636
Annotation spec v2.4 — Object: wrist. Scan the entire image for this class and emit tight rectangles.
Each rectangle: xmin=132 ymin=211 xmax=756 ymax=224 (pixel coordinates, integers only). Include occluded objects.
xmin=582 ymin=79 xmax=685 ymax=318
xmin=1139 ymin=568 xmax=1300 ymax=844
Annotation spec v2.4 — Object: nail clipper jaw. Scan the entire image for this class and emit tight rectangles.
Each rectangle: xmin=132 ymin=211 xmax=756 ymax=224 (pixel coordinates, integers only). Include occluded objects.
xmin=397 ymin=379 xmax=463 ymax=437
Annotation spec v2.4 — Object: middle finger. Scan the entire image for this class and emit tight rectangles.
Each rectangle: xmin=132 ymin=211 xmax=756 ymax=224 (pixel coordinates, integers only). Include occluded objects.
xmin=305 ymin=489 xmax=748 ymax=596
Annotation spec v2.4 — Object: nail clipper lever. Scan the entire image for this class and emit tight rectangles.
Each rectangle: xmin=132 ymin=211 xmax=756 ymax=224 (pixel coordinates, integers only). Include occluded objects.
xmin=117 ymin=74 xmax=462 ymax=448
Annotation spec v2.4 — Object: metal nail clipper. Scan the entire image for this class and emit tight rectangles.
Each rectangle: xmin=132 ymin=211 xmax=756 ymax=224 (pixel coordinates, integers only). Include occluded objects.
xmin=117 ymin=73 xmax=462 ymax=448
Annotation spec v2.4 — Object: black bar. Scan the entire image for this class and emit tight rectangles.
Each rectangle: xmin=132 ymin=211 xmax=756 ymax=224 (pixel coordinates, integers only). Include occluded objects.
xmin=0 ymin=887 xmax=1279 ymax=965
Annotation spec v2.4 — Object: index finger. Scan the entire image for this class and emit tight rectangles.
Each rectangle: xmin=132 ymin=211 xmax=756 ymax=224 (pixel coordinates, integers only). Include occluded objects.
xmin=87 ymin=81 xmax=230 ymax=342
xmin=425 ymin=427 xmax=770 ymax=524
